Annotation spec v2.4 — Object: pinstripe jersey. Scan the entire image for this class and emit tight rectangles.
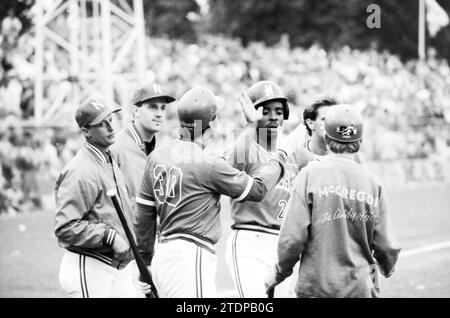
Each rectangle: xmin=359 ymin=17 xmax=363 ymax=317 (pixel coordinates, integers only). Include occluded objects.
xmin=227 ymin=133 xmax=316 ymax=233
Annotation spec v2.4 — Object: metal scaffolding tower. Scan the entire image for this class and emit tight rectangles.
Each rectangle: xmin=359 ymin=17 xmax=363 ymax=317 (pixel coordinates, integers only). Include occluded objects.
xmin=33 ymin=0 xmax=147 ymax=127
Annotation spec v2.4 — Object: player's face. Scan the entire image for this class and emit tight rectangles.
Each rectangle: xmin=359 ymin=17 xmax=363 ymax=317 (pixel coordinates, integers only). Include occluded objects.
xmin=83 ymin=114 xmax=116 ymax=148
xmin=257 ymin=101 xmax=284 ymax=131
xmin=313 ymin=107 xmax=329 ymax=140
xmin=135 ymin=101 xmax=167 ymax=133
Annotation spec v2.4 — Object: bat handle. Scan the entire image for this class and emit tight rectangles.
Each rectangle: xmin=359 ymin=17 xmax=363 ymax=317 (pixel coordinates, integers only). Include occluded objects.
xmin=267 ymin=287 xmax=274 ymax=298
xmin=140 ymin=277 xmax=158 ymax=298
xmin=107 ymin=189 xmax=159 ymax=298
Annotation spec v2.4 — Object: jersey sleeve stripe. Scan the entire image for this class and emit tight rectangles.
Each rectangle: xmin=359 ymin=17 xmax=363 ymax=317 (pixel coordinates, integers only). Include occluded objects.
xmin=106 ymin=229 xmax=116 ymax=246
xmin=136 ymin=196 xmax=156 ymax=206
xmin=235 ymin=176 xmax=254 ymax=202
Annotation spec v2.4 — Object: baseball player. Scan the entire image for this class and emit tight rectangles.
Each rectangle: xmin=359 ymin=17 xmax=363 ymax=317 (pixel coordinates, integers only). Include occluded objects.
xmin=111 ymin=85 xmax=175 ymax=212
xmin=265 ymin=104 xmax=401 ymax=298
xmin=134 ymin=86 xmax=290 ymax=298
xmin=303 ymin=98 xmax=338 ymax=156
xmin=224 ymin=81 xmax=316 ymax=298
xmin=54 ymin=98 xmax=137 ymax=298
xmin=303 ymin=98 xmax=361 ymax=162
xmin=111 ymin=85 xmax=175 ymax=297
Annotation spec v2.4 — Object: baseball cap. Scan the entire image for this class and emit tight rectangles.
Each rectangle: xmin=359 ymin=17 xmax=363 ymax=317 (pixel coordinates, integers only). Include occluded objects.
xmin=75 ymin=98 xmax=121 ymax=128
xmin=132 ymin=84 xmax=176 ymax=106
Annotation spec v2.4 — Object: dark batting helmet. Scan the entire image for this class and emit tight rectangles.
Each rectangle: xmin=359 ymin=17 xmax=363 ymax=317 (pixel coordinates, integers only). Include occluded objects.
xmin=247 ymin=81 xmax=289 ymax=120
xmin=177 ymin=87 xmax=219 ymax=130
xmin=324 ymin=104 xmax=363 ymax=143
xmin=132 ymin=84 xmax=175 ymax=106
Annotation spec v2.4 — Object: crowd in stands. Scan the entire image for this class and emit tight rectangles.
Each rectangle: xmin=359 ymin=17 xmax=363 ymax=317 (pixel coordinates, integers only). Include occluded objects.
xmin=1 ymin=9 xmax=450 ymax=214
xmin=143 ymin=35 xmax=450 ymax=161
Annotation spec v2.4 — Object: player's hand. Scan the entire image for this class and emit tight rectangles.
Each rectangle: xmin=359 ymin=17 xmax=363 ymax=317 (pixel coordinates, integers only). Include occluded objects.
xmin=238 ymin=91 xmax=262 ymax=126
xmin=111 ymin=235 xmax=130 ymax=259
xmin=264 ymin=269 xmax=281 ymax=295
xmin=369 ymin=264 xmax=381 ymax=295
xmin=138 ymin=275 xmax=153 ymax=295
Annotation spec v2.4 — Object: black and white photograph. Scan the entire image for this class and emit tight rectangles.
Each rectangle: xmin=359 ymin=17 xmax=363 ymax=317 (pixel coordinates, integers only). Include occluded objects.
xmin=0 ymin=0 xmax=449 ymax=301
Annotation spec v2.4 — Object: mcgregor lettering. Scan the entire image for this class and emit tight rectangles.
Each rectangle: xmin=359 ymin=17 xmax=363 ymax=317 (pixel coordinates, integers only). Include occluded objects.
xmin=318 ymin=185 xmax=379 ymax=206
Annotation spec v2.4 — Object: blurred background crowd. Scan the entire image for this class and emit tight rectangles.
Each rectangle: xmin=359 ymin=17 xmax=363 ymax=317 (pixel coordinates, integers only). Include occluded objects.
xmin=1 ymin=0 xmax=449 ymax=214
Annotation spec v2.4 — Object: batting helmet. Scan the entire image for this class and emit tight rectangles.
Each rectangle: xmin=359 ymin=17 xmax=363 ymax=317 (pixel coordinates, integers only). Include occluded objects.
xmin=132 ymin=84 xmax=175 ymax=106
xmin=177 ymin=87 xmax=219 ymax=130
xmin=247 ymin=81 xmax=289 ymax=120
xmin=324 ymin=104 xmax=363 ymax=143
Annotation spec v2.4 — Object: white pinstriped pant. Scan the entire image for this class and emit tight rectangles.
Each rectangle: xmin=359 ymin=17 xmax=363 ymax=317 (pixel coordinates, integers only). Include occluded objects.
xmin=58 ymin=250 xmax=136 ymax=298
xmin=225 ymin=229 xmax=298 ymax=298
xmin=151 ymin=239 xmax=217 ymax=298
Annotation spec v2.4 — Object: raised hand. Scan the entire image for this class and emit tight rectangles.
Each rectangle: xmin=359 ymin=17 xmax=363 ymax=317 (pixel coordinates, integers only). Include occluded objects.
xmin=238 ymin=91 xmax=262 ymax=124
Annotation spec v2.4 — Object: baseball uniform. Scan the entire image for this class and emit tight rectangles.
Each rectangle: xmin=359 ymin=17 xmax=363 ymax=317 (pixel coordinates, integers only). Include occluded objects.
xmin=111 ymin=121 xmax=155 ymax=212
xmin=55 ymin=142 xmax=136 ymax=298
xmin=111 ymin=121 xmax=157 ymax=298
xmin=135 ymin=137 xmax=287 ymax=298
xmin=225 ymin=132 xmax=316 ymax=297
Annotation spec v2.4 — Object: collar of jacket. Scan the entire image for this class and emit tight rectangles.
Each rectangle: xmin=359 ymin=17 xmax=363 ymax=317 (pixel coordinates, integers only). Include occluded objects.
xmin=85 ymin=142 xmax=110 ymax=164
xmin=329 ymin=153 xmax=357 ymax=163
xmin=127 ymin=121 xmax=156 ymax=155
xmin=127 ymin=121 xmax=143 ymax=145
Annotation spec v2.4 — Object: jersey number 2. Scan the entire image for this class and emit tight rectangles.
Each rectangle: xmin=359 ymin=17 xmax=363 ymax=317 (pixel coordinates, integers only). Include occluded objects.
xmin=153 ymin=165 xmax=183 ymax=207
xmin=277 ymin=200 xmax=288 ymax=220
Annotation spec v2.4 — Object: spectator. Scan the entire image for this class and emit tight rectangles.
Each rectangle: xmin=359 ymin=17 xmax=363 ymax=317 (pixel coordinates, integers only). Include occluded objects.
xmin=1 ymin=23 xmax=450 ymax=214
xmin=1 ymin=8 xmax=22 ymax=47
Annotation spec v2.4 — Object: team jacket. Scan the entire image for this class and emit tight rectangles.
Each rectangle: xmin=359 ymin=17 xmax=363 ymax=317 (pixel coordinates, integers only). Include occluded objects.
xmin=227 ymin=133 xmax=316 ymax=234
xmin=135 ymin=137 xmax=287 ymax=264
xmin=275 ymin=154 xmax=401 ymax=298
xmin=54 ymin=143 xmax=135 ymax=269
xmin=111 ymin=121 xmax=155 ymax=212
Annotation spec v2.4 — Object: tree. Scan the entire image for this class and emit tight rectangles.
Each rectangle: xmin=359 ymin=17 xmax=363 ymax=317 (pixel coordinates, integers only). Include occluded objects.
xmin=208 ymin=0 xmax=450 ymax=62
xmin=143 ymin=0 xmax=200 ymax=42
xmin=430 ymin=0 xmax=450 ymax=62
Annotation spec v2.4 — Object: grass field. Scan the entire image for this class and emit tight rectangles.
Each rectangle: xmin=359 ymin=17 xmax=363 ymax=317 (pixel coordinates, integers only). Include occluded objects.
xmin=1 ymin=183 xmax=449 ymax=298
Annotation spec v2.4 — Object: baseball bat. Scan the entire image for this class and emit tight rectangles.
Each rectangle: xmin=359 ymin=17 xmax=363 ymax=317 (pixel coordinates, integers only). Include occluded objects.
xmin=267 ymin=287 xmax=274 ymax=298
xmin=107 ymin=189 xmax=158 ymax=298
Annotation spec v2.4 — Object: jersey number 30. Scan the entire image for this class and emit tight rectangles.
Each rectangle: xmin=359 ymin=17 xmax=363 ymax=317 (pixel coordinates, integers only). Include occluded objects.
xmin=153 ymin=165 xmax=183 ymax=207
